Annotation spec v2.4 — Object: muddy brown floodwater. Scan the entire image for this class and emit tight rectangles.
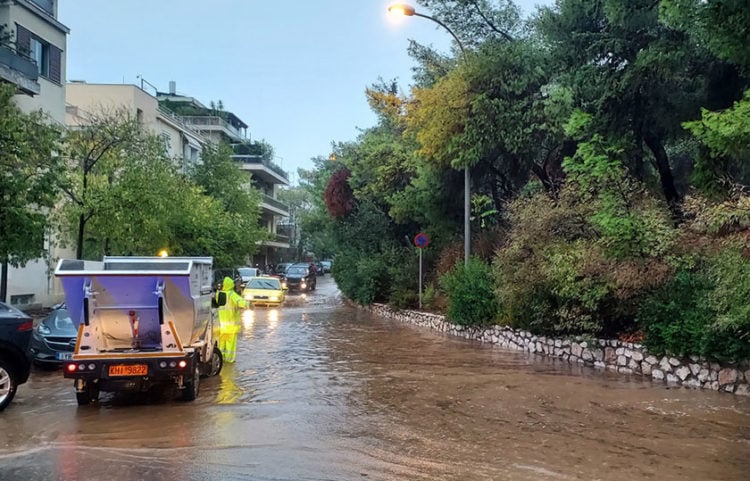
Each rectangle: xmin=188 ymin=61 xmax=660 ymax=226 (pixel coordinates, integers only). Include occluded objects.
xmin=1 ymin=276 xmax=749 ymax=481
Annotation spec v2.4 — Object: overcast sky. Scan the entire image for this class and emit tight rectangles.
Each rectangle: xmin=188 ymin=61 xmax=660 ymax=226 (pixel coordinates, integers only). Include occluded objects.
xmin=59 ymin=0 xmax=550 ymax=183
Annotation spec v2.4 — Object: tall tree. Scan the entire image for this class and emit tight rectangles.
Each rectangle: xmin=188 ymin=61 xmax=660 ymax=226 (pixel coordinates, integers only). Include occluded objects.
xmin=0 ymin=84 xmax=64 ymax=301
xmin=537 ymin=0 xmax=716 ymax=212
xmin=62 ymin=109 xmax=147 ymax=259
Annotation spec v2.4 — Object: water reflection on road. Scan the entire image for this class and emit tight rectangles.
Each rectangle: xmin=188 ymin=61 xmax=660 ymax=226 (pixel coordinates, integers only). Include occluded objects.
xmin=1 ymin=276 xmax=749 ymax=480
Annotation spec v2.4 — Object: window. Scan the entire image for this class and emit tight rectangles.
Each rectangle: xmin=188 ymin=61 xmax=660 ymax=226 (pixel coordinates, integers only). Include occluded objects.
xmin=16 ymin=25 xmax=62 ymax=83
xmin=161 ymin=132 xmax=172 ymax=154
xmin=10 ymin=294 xmax=34 ymax=306
xmin=29 ymin=37 xmax=48 ymax=77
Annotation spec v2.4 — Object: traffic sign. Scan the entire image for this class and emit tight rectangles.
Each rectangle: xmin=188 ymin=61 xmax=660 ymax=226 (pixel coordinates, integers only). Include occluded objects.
xmin=414 ymin=232 xmax=430 ymax=249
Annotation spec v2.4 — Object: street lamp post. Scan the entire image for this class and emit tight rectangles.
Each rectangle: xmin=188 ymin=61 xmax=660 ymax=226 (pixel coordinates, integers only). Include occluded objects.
xmin=388 ymin=3 xmax=470 ymax=266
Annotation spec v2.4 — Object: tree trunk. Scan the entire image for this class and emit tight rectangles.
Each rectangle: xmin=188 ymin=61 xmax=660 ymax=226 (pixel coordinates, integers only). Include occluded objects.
xmin=644 ymin=132 xmax=681 ymax=214
xmin=76 ymin=213 xmax=85 ymax=259
xmin=0 ymin=258 xmax=7 ymax=303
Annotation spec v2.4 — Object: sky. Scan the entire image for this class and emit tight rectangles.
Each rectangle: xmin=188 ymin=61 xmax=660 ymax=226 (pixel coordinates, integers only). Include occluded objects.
xmin=59 ymin=0 xmax=549 ymax=183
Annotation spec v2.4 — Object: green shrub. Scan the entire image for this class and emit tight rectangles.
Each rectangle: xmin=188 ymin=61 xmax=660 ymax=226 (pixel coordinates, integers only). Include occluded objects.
xmin=638 ymin=267 xmax=750 ymax=361
xmin=333 ymin=251 xmax=390 ymax=305
xmin=439 ymin=257 xmax=498 ymax=326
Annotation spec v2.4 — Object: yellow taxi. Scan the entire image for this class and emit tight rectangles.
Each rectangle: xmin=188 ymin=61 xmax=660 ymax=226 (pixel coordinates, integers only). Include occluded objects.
xmin=242 ymin=276 xmax=286 ymax=307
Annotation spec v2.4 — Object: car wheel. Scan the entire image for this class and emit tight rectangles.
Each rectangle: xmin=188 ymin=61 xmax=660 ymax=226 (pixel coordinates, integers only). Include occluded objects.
xmin=0 ymin=359 xmax=18 ymax=411
xmin=181 ymin=363 xmax=200 ymax=402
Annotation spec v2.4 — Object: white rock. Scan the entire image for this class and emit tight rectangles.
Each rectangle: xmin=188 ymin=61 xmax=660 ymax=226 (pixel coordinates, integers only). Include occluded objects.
xmin=616 ymin=347 xmax=624 ymax=355
xmin=582 ymin=350 xmax=593 ymax=361
xmin=594 ymin=361 xmax=605 ymax=368
xmin=698 ymin=369 xmax=711 ymax=383
xmin=645 ymin=355 xmax=659 ymax=365
xmin=685 ymin=379 xmax=701 ymax=389
xmin=669 ymin=357 xmax=681 ymax=367
xmin=735 ymin=384 xmax=750 ymax=396
xmin=652 ymin=369 xmax=665 ymax=380
xmin=631 ymin=351 xmax=644 ymax=362
xmin=689 ymin=363 xmax=701 ymax=376
xmin=659 ymin=357 xmax=673 ymax=373
xmin=617 ymin=355 xmax=628 ymax=366
xmin=623 ymin=348 xmax=633 ymax=358
xmin=618 ymin=367 xmax=633 ymax=374
xmin=675 ymin=366 xmax=691 ymax=381
xmin=642 ymin=363 xmax=652 ymax=376
xmin=666 ymin=374 xmax=679 ymax=383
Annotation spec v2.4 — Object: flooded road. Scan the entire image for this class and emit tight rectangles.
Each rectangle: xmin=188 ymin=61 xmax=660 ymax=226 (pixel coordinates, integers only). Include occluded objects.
xmin=2 ymin=276 xmax=749 ymax=480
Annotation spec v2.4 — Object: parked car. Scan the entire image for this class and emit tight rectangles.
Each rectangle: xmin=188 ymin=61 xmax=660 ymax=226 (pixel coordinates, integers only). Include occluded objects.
xmin=0 ymin=301 xmax=33 ymax=411
xmin=314 ymin=261 xmax=325 ymax=277
xmin=275 ymin=263 xmax=292 ymax=277
xmin=30 ymin=303 xmax=76 ymax=365
xmin=238 ymin=267 xmax=261 ymax=284
xmin=284 ymin=263 xmax=317 ymax=292
xmin=242 ymin=277 xmax=287 ymax=307
xmin=213 ymin=268 xmax=241 ymax=291
xmin=320 ymin=260 xmax=332 ymax=273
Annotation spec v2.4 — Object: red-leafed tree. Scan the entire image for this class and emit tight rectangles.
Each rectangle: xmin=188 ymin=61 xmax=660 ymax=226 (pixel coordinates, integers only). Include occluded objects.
xmin=324 ymin=168 xmax=355 ymax=218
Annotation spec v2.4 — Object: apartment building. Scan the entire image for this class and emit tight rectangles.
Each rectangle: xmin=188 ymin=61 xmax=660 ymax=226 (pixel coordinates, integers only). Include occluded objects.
xmin=0 ymin=0 xmax=68 ymax=307
xmin=65 ymin=82 xmax=207 ymax=170
xmin=157 ymin=84 xmax=291 ymax=266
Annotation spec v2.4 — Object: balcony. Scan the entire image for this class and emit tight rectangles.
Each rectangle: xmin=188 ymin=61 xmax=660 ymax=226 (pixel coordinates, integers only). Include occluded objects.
xmin=0 ymin=46 xmax=40 ymax=95
xmin=233 ymin=154 xmax=289 ymax=185
xmin=29 ymin=0 xmax=55 ymax=16
xmin=260 ymin=194 xmax=290 ymax=217
xmin=180 ymin=115 xmax=244 ymax=142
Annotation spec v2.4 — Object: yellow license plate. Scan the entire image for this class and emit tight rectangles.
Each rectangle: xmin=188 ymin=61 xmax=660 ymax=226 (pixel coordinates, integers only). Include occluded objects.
xmin=108 ymin=364 xmax=148 ymax=377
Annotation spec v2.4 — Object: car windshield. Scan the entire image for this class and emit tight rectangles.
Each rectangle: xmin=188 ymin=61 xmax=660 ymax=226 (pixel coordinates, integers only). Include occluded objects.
xmin=238 ymin=268 xmax=256 ymax=277
xmin=287 ymin=267 xmax=307 ymax=276
xmin=52 ymin=309 xmax=75 ymax=330
xmin=247 ymin=278 xmax=280 ymax=290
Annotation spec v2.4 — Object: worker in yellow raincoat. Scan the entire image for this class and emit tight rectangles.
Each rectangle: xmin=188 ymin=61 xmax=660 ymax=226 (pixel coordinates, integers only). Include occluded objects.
xmin=216 ymin=276 xmax=249 ymax=363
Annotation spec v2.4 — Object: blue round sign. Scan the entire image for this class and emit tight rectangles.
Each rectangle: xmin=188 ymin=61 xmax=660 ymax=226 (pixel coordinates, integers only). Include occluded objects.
xmin=414 ymin=232 xmax=430 ymax=248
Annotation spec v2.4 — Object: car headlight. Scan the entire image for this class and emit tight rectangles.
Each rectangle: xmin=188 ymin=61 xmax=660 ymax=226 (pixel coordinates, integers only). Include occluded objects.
xmin=270 ymin=296 xmax=279 ymax=301
xmin=37 ymin=323 xmax=51 ymax=335
xmin=301 ymin=282 xmax=307 ymax=288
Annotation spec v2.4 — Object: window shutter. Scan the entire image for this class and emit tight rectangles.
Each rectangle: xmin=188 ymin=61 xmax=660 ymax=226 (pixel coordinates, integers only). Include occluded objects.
xmin=49 ymin=45 xmax=61 ymax=83
xmin=15 ymin=24 xmax=30 ymax=55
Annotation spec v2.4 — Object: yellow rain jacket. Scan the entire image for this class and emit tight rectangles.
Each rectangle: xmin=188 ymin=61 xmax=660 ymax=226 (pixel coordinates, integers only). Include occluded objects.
xmin=217 ymin=277 xmax=248 ymax=335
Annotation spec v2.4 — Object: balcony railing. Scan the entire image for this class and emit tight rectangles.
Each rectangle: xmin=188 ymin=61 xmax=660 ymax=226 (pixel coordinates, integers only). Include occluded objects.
xmin=0 ymin=46 xmax=40 ymax=95
xmin=180 ymin=115 xmax=243 ymax=140
xmin=30 ymin=0 xmax=55 ymax=16
xmin=233 ymin=154 xmax=289 ymax=181
xmin=261 ymin=194 xmax=289 ymax=213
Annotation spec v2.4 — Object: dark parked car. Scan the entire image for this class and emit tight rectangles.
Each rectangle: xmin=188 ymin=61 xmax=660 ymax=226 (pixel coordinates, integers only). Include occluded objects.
xmin=213 ymin=268 xmax=241 ymax=291
xmin=0 ymin=301 xmax=33 ymax=411
xmin=284 ymin=263 xmax=316 ymax=292
xmin=275 ymin=263 xmax=292 ymax=277
xmin=314 ymin=262 xmax=325 ymax=277
xmin=30 ymin=303 xmax=76 ymax=365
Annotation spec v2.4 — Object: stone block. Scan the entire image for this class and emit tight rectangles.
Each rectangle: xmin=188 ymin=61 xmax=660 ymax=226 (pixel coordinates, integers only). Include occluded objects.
xmin=669 ymin=357 xmax=681 ymax=367
xmin=642 ymin=363 xmax=652 ymax=376
xmin=675 ymin=366 xmax=691 ymax=381
xmin=645 ymin=355 xmax=659 ymax=365
xmin=735 ymin=384 xmax=750 ymax=396
xmin=652 ymin=369 xmax=665 ymax=380
xmin=617 ymin=355 xmax=628 ymax=367
xmin=659 ymin=357 xmax=673 ymax=373
xmin=618 ymin=367 xmax=633 ymax=374
xmin=718 ymin=368 xmax=739 ymax=386
xmin=630 ymin=351 xmax=644 ymax=362
xmin=689 ymin=363 xmax=701 ymax=376
xmin=666 ymin=374 xmax=679 ymax=384
xmin=697 ymin=369 xmax=710 ymax=383
xmin=604 ymin=347 xmax=617 ymax=364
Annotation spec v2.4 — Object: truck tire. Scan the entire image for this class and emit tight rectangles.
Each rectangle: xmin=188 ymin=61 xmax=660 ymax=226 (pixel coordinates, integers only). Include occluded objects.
xmin=205 ymin=347 xmax=223 ymax=377
xmin=181 ymin=363 xmax=200 ymax=402
xmin=76 ymin=382 xmax=99 ymax=406
xmin=0 ymin=359 xmax=18 ymax=411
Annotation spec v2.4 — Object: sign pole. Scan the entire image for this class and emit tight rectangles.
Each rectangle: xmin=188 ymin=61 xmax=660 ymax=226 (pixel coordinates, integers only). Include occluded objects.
xmin=419 ymin=247 xmax=423 ymax=309
xmin=413 ymin=232 xmax=430 ymax=311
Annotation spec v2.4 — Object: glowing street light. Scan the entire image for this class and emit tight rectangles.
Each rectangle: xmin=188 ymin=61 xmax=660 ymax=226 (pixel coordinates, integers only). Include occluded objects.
xmin=387 ymin=3 xmax=470 ymax=265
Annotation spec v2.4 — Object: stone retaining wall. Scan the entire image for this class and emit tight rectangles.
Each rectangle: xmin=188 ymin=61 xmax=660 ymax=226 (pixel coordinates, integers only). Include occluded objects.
xmin=367 ymin=303 xmax=750 ymax=396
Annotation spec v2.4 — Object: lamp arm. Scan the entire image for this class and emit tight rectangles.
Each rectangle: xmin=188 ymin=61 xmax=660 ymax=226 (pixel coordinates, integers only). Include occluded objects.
xmin=413 ymin=12 xmax=467 ymax=60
